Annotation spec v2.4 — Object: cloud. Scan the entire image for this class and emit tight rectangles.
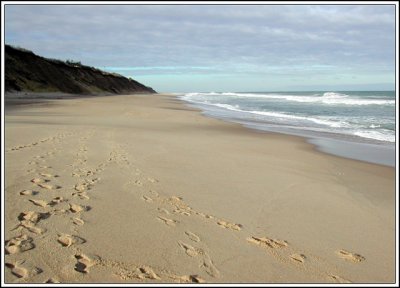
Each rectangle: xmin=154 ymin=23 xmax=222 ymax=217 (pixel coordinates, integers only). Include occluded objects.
xmin=102 ymin=65 xmax=219 ymax=76
xmin=4 ymin=4 xmax=395 ymax=91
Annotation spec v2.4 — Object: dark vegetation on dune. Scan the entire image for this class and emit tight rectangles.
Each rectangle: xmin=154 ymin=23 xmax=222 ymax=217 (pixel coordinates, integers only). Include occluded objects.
xmin=5 ymin=44 xmax=156 ymax=95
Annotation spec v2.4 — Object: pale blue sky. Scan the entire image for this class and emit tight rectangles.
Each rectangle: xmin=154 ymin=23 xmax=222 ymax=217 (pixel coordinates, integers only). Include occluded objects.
xmin=5 ymin=4 xmax=396 ymax=92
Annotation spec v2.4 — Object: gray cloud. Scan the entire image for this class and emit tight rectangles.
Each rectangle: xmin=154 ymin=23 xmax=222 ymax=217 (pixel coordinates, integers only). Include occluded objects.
xmin=4 ymin=4 xmax=395 ymax=91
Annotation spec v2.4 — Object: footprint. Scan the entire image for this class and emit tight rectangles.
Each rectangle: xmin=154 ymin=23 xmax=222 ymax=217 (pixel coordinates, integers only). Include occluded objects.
xmin=173 ymin=207 xmax=191 ymax=216
xmin=45 ymin=278 xmax=60 ymax=283
xmin=39 ymin=173 xmax=59 ymax=178
xmin=18 ymin=211 xmax=40 ymax=223
xmin=217 ymin=220 xmax=242 ymax=231
xmin=196 ymin=212 xmax=214 ymax=219
xmin=149 ymin=190 xmax=160 ymax=197
xmin=57 ymin=234 xmax=86 ymax=247
xmin=336 ymin=249 xmax=365 ymax=263
xmin=137 ymin=266 xmax=161 ymax=280
xmin=88 ymin=177 xmax=100 ymax=184
xmin=157 ymin=208 xmax=170 ymax=215
xmin=72 ymin=217 xmax=85 ymax=226
xmin=72 ymin=192 xmax=90 ymax=200
xmin=69 ymin=203 xmax=89 ymax=213
xmin=133 ymin=180 xmax=143 ymax=186
xmin=30 ymin=198 xmax=62 ymax=207
xmin=168 ymin=197 xmax=193 ymax=215
xmin=31 ymin=178 xmax=47 ymax=184
xmin=157 ymin=216 xmax=178 ymax=227
xmin=18 ymin=223 xmax=46 ymax=235
xmin=75 ymin=254 xmax=94 ymax=273
xmin=142 ymin=195 xmax=153 ymax=203
xmin=329 ymin=274 xmax=352 ymax=283
xmin=290 ymin=253 xmax=306 ymax=263
xmin=52 ymin=208 xmax=67 ymax=215
xmin=247 ymin=236 xmax=288 ymax=249
xmin=79 ymin=193 xmax=90 ymax=200
xmin=5 ymin=245 xmax=21 ymax=255
xmin=29 ymin=199 xmax=49 ymax=207
xmin=169 ymin=274 xmax=205 ymax=283
xmin=201 ymin=253 xmax=220 ymax=278
xmin=18 ymin=211 xmax=50 ymax=224
xmin=57 ymin=234 xmax=74 ymax=247
xmin=147 ymin=177 xmax=158 ymax=183
xmin=178 ymin=241 xmax=198 ymax=257
xmin=38 ymin=183 xmax=61 ymax=190
xmin=19 ymin=190 xmax=38 ymax=196
xmin=170 ymin=196 xmax=183 ymax=202
xmin=5 ymin=235 xmax=35 ymax=254
xmin=5 ymin=261 xmax=28 ymax=278
xmin=51 ymin=196 xmax=64 ymax=205
xmin=5 ymin=261 xmax=42 ymax=279
xmin=184 ymin=231 xmax=200 ymax=242
xmin=116 ymin=266 xmax=160 ymax=280
xmin=74 ymin=184 xmax=87 ymax=192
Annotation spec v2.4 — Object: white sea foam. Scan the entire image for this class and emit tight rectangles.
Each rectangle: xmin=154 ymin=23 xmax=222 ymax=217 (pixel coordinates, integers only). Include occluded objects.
xmin=183 ymin=92 xmax=394 ymax=106
xmin=181 ymin=92 xmax=395 ymax=143
xmin=200 ymin=101 xmax=351 ymax=129
xmin=354 ymin=130 xmax=395 ymax=143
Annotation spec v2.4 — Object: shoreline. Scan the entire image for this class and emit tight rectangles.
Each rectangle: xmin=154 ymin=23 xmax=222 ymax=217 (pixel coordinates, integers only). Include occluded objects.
xmin=4 ymin=93 xmax=396 ymax=283
xmin=176 ymin=96 xmax=395 ymax=168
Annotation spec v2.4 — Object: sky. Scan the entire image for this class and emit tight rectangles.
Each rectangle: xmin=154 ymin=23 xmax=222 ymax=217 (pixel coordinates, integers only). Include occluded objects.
xmin=4 ymin=3 xmax=396 ymax=92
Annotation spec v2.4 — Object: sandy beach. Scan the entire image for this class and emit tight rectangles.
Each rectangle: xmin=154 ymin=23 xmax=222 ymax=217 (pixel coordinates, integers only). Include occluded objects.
xmin=4 ymin=93 xmax=396 ymax=283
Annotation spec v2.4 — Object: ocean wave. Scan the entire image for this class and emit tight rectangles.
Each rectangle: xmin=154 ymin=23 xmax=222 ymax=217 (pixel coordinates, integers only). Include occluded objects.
xmin=197 ymin=101 xmax=351 ymax=129
xmin=353 ymin=130 xmax=395 ymax=143
xmin=180 ymin=92 xmax=395 ymax=143
xmin=183 ymin=92 xmax=395 ymax=106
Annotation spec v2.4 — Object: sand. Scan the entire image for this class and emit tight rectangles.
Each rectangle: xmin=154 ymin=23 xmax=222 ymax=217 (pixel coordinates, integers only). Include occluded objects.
xmin=3 ymin=93 xmax=396 ymax=284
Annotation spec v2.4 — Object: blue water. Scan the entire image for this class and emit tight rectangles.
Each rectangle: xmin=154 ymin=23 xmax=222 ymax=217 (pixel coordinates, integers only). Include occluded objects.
xmin=179 ymin=91 xmax=396 ymax=166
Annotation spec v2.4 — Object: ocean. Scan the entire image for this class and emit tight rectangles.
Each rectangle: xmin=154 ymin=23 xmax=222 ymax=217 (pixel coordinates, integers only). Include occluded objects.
xmin=179 ymin=91 xmax=396 ymax=166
